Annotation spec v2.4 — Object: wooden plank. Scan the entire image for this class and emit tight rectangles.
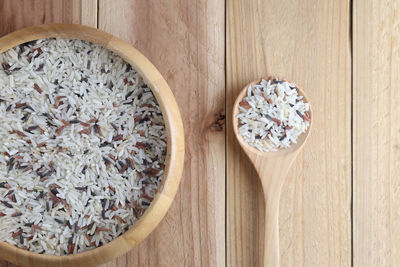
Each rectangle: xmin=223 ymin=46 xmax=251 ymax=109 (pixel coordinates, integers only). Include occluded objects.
xmin=0 ymin=1 xmax=96 ymax=267
xmin=226 ymin=1 xmax=352 ymax=266
xmin=72 ymin=0 xmax=98 ymax=27
xmin=98 ymin=1 xmax=225 ymax=266
xmin=353 ymin=1 xmax=400 ymax=266
xmin=0 ymin=0 xmax=96 ymax=36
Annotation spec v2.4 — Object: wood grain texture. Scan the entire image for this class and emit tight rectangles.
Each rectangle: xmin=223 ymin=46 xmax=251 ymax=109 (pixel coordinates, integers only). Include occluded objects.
xmin=99 ymin=0 xmax=225 ymax=267
xmin=75 ymin=0 xmax=97 ymax=27
xmin=353 ymin=1 xmax=400 ymax=266
xmin=226 ymin=1 xmax=352 ymax=266
xmin=4 ymin=1 xmax=399 ymax=267
xmin=0 ymin=0 xmax=96 ymax=35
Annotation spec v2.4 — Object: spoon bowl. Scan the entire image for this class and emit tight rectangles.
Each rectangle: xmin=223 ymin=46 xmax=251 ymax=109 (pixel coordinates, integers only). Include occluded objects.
xmin=232 ymin=77 xmax=312 ymax=266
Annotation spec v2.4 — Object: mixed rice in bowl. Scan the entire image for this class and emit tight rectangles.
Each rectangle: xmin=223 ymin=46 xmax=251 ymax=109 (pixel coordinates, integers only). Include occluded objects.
xmin=0 ymin=38 xmax=167 ymax=255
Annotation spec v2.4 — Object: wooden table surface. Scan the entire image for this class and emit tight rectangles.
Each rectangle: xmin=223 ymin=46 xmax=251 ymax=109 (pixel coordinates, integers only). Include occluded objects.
xmin=0 ymin=0 xmax=397 ymax=266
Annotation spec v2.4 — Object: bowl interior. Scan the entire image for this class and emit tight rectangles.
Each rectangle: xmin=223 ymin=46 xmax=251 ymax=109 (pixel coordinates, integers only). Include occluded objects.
xmin=0 ymin=24 xmax=184 ymax=267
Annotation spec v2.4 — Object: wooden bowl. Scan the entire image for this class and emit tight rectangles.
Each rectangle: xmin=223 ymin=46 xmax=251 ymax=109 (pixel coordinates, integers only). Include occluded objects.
xmin=0 ymin=24 xmax=184 ymax=267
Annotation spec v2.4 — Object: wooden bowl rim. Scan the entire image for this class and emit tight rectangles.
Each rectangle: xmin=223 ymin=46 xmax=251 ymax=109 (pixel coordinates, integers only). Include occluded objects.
xmin=232 ymin=77 xmax=312 ymax=157
xmin=0 ymin=24 xmax=184 ymax=266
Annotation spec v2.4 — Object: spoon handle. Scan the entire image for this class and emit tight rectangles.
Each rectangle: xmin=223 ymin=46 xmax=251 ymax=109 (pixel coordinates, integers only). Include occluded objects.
xmin=263 ymin=194 xmax=280 ymax=267
xmin=251 ymin=154 xmax=298 ymax=267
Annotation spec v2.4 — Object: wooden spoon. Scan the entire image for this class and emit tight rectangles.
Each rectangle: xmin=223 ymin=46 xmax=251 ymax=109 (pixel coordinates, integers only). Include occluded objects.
xmin=232 ymin=78 xmax=312 ymax=267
